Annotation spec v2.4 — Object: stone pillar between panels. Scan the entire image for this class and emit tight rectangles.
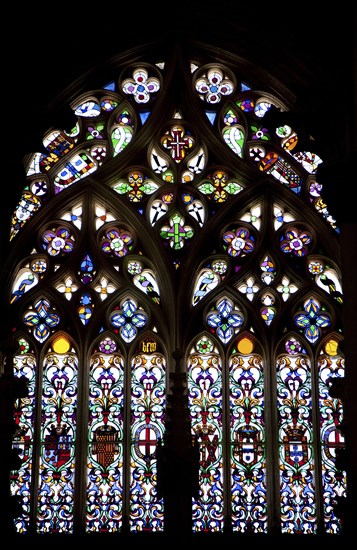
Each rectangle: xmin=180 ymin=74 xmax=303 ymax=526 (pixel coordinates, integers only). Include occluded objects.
xmin=337 ymin=219 xmax=357 ymax=537
xmin=156 ymin=349 xmax=198 ymax=540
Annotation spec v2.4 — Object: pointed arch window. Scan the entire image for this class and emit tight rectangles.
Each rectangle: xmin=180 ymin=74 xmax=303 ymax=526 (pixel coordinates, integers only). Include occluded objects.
xmin=3 ymin=43 xmax=345 ymax=538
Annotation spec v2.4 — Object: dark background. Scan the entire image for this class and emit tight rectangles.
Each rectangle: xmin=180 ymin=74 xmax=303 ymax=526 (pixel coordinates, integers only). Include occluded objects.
xmin=1 ymin=3 xmax=357 ymax=539
xmin=2 ymin=4 xmax=356 ymax=240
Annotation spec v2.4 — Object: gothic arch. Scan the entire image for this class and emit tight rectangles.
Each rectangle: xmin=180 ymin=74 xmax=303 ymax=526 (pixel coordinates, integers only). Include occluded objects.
xmin=0 ymin=33 xmax=349 ymax=544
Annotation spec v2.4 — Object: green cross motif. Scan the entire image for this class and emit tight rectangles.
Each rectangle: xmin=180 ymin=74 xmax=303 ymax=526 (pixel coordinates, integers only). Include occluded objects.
xmin=160 ymin=212 xmax=194 ymax=249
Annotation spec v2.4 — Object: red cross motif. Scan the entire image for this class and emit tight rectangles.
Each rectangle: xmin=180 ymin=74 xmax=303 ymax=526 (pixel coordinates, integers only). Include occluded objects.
xmin=326 ymin=427 xmax=344 ymax=459
xmin=161 ymin=126 xmax=193 ymax=162
xmin=135 ymin=412 xmax=160 ymax=461
xmin=137 ymin=425 xmax=158 ymax=459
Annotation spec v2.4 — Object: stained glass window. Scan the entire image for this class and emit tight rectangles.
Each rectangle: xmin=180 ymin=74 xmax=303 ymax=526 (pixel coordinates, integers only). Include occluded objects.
xmin=2 ymin=41 xmax=345 ymax=540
